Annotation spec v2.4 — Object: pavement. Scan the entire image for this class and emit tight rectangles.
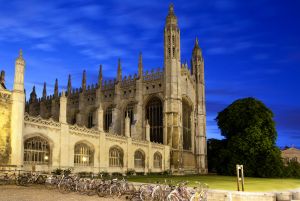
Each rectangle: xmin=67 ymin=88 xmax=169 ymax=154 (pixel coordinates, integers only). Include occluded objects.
xmin=0 ymin=185 xmax=125 ymax=201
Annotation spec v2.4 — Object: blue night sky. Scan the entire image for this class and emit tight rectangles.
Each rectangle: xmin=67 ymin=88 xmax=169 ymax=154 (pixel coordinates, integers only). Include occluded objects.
xmin=0 ymin=0 xmax=299 ymax=147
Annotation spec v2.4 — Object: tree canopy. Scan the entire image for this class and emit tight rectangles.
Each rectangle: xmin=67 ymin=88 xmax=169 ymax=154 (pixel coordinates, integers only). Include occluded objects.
xmin=212 ymin=97 xmax=284 ymax=177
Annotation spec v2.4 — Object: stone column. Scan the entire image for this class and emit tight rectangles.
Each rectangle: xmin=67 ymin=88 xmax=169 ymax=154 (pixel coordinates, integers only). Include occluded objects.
xmin=125 ymin=113 xmax=130 ymax=137
xmin=59 ymin=92 xmax=70 ymax=168
xmin=191 ymin=111 xmax=195 ymax=153
xmin=11 ymin=50 xmax=25 ymax=167
xmin=96 ymin=108 xmax=103 ymax=131
xmin=59 ymin=92 xmax=67 ymax=123
xmin=145 ymin=120 xmax=150 ymax=141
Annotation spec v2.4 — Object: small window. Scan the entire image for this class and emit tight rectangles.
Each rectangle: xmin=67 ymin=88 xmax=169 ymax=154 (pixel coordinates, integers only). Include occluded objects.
xmin=153 ymin=152 xmax=162 ymax=168
xmin=134 ymin=150 xmax=145 ymax=168
xmin=109 ymin=147 xmax=123 ymax=167
xmin=74 ymin=143 xmax=93 ymax=166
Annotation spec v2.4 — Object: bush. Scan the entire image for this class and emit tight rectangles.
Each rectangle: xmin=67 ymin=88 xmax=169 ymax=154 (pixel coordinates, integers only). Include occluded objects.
xmin=52 ymin=168 xmax=63 ymax=175
xmin=111 ymin=172 xmax=123 ymax=178
xmin=126 ymin=169 xmax=136 ymax=176
xmin=78 ymin=171 xmax=93 ymax=178
xmin=63 ymin=169 xmax=72 ymax=176
xmin=98 ymin=171 xmax=109 ymax=179
xmin=162 ymin=169 xmax=172 ymax=175
xmin=283 ymin=161 xmax=300 ymax=178
xmin=147 ymin=172 xmax=163 ymax=176
xmin=51 ymin=168 xmax=72 ymax=176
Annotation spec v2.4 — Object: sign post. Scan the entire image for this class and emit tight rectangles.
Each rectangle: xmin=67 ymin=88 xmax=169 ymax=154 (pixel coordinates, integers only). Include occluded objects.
xmin=236 ymin=164 xmax=245 ymax=191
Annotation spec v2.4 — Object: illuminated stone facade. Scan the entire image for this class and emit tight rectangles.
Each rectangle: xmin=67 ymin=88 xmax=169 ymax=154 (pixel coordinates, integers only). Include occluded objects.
xmin=0 ymin=5 xmax=207 ymax=174
xmin=281 ymin=147 xmax=300 ymax=164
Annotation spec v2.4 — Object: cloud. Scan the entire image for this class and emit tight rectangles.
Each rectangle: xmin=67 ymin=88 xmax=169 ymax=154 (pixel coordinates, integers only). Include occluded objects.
xmin=32 ymin=43 xmax=55 ymax=51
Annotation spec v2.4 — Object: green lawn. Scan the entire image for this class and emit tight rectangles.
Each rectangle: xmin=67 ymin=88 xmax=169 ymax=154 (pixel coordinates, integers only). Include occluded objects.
xmin=127 ymin=175 xmax=300 ymax=192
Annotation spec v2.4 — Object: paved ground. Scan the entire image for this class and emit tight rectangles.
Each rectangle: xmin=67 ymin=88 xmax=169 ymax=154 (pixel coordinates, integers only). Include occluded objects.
xmin=0 ymin=185 xmax=126 ymax=201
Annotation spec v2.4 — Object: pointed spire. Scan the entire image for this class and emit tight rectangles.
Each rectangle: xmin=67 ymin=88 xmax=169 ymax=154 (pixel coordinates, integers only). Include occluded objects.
xmin=98 ymin=65 xmax=103 ymax=86
xmin=0 ymin=70 xmax=5 ymax=89
xmin=117 ymin=58 xmax=122 ymax=82
xmin=166 ymin=3 xmax=177 ymax=25
xmin=15 ymin=48 xmax=25 ymax=64
xmin=29 ymin=85 xmax=37 ymax=103
xmin=169 ymin=3 xmax=175 ymax=14
xmin=138 ymin=52 xmax=143 ymax=78
xmin=18 ymin=49 xmax=23 ymax=59
xmin=82 ymin=70 xmax=86 ymax=92
xmin=54 ymin=78 xmax=58 ymax=97
xmin=67 ymin=74 xmax=72 ymax=95
xmin=193 ymin=36 xmax=202 ymax=58
xmin=42 ymin=82 xmax=47 ymax=99
xmin=195 ymin=37 xmax=199 ymax=47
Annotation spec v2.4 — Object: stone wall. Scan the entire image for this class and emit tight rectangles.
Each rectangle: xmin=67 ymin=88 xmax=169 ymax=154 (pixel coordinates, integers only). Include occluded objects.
xmin=207 ymin=189 xmax=300 ymax=201
xmin=0 ymin=88 xmax=12 ymax=164
xmin=23 ymin=113 xmax=170 ymax=173
xmin=281 ymin=147 xmax=300 ymax=163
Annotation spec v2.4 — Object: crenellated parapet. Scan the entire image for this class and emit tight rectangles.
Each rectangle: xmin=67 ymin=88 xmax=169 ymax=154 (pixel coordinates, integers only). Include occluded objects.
xmin=143 ymin=68 xmax=164 ymax=82
xmin=181 ymin=63 xmax=196 ymax=90
xmin=24 ymin=112 xmax=61 ymax=130
xmin=121 ymin=74 xmax=137 ymax=88
xmin=69 ymin=124 xmax=100 ymax=138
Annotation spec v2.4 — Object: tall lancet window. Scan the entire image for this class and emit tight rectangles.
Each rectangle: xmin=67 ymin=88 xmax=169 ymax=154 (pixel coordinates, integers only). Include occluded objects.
xmin=168 ymin=35 xmax=171 ymax=58
xmin=182 ymin=100 xmax=192 ymax=150
xmin=104 ymin=106 xmax=113 ymax=132
xmin=172 ymin=35 xmax=175 ymax=58
xmin=146 ymin=97 xmax=163 ymax=143
xmin=87 ymin=112 xmax=93 ymax=128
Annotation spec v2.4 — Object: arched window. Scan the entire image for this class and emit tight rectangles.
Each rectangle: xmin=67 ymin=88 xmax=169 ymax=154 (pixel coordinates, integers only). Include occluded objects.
xmin=153 ymin=152 xmax=162 ymax=168
xmin=87 ymin=112 xmax=93 ymax=128
xmin=146 ymin=97 xmax=163 ymax=143
xmin=109 ymin=147 xmax=123 ymax=167
xmin=74 ymin=143 xmax=93 ymax=166
xmin=134 ymin=150 xmax=145 ymax=168
xmin=104 ymin=106 xmax=113 ymax=132
xmin=24 ymin=136 xmax=50 ymax=164
xmin=182 ymin=100 xmax=192 ymax=150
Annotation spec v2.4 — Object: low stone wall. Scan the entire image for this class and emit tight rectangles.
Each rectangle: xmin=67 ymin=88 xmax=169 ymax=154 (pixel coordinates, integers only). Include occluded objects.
xmin=207 ymin=189 xmax=300 ymax=201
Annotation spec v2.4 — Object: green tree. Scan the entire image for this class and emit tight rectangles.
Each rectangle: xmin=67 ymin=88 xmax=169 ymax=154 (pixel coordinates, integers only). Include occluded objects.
xmin=215 ymin=97 xmax=284 ymax=177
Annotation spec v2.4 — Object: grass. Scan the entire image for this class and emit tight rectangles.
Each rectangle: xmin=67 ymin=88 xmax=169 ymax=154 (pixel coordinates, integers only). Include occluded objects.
xmin=127 ymin=174 xmax=300 ymax=192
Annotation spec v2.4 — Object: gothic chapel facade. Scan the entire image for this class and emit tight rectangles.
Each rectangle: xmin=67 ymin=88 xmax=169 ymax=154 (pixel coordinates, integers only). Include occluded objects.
xmin=0 ymin=4 xmax=207 ymax=174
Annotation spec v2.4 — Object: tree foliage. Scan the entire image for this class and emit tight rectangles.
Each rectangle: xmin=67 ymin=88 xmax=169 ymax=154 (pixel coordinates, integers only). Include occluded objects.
xmin=211 ymin=97 xmax=284 ymax=177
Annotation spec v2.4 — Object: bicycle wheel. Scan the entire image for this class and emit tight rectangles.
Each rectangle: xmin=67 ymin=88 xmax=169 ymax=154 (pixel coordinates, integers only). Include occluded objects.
xmin=36 ymin=175 xmax=46 ymax=184
xmin=140 ymin=189 xmax=152 ymax=201
xmin=167 ymin=193 xmax=180 ymax=201
xmin=19 ymin=176 xmax=28 ymax=186
xmin=110 ymin=185 xmax=121 ymax=197
xmin=58 ymin=183 xmax=69 ymax=194
xmin=97 ymin=185 xmax=107 ymax=197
